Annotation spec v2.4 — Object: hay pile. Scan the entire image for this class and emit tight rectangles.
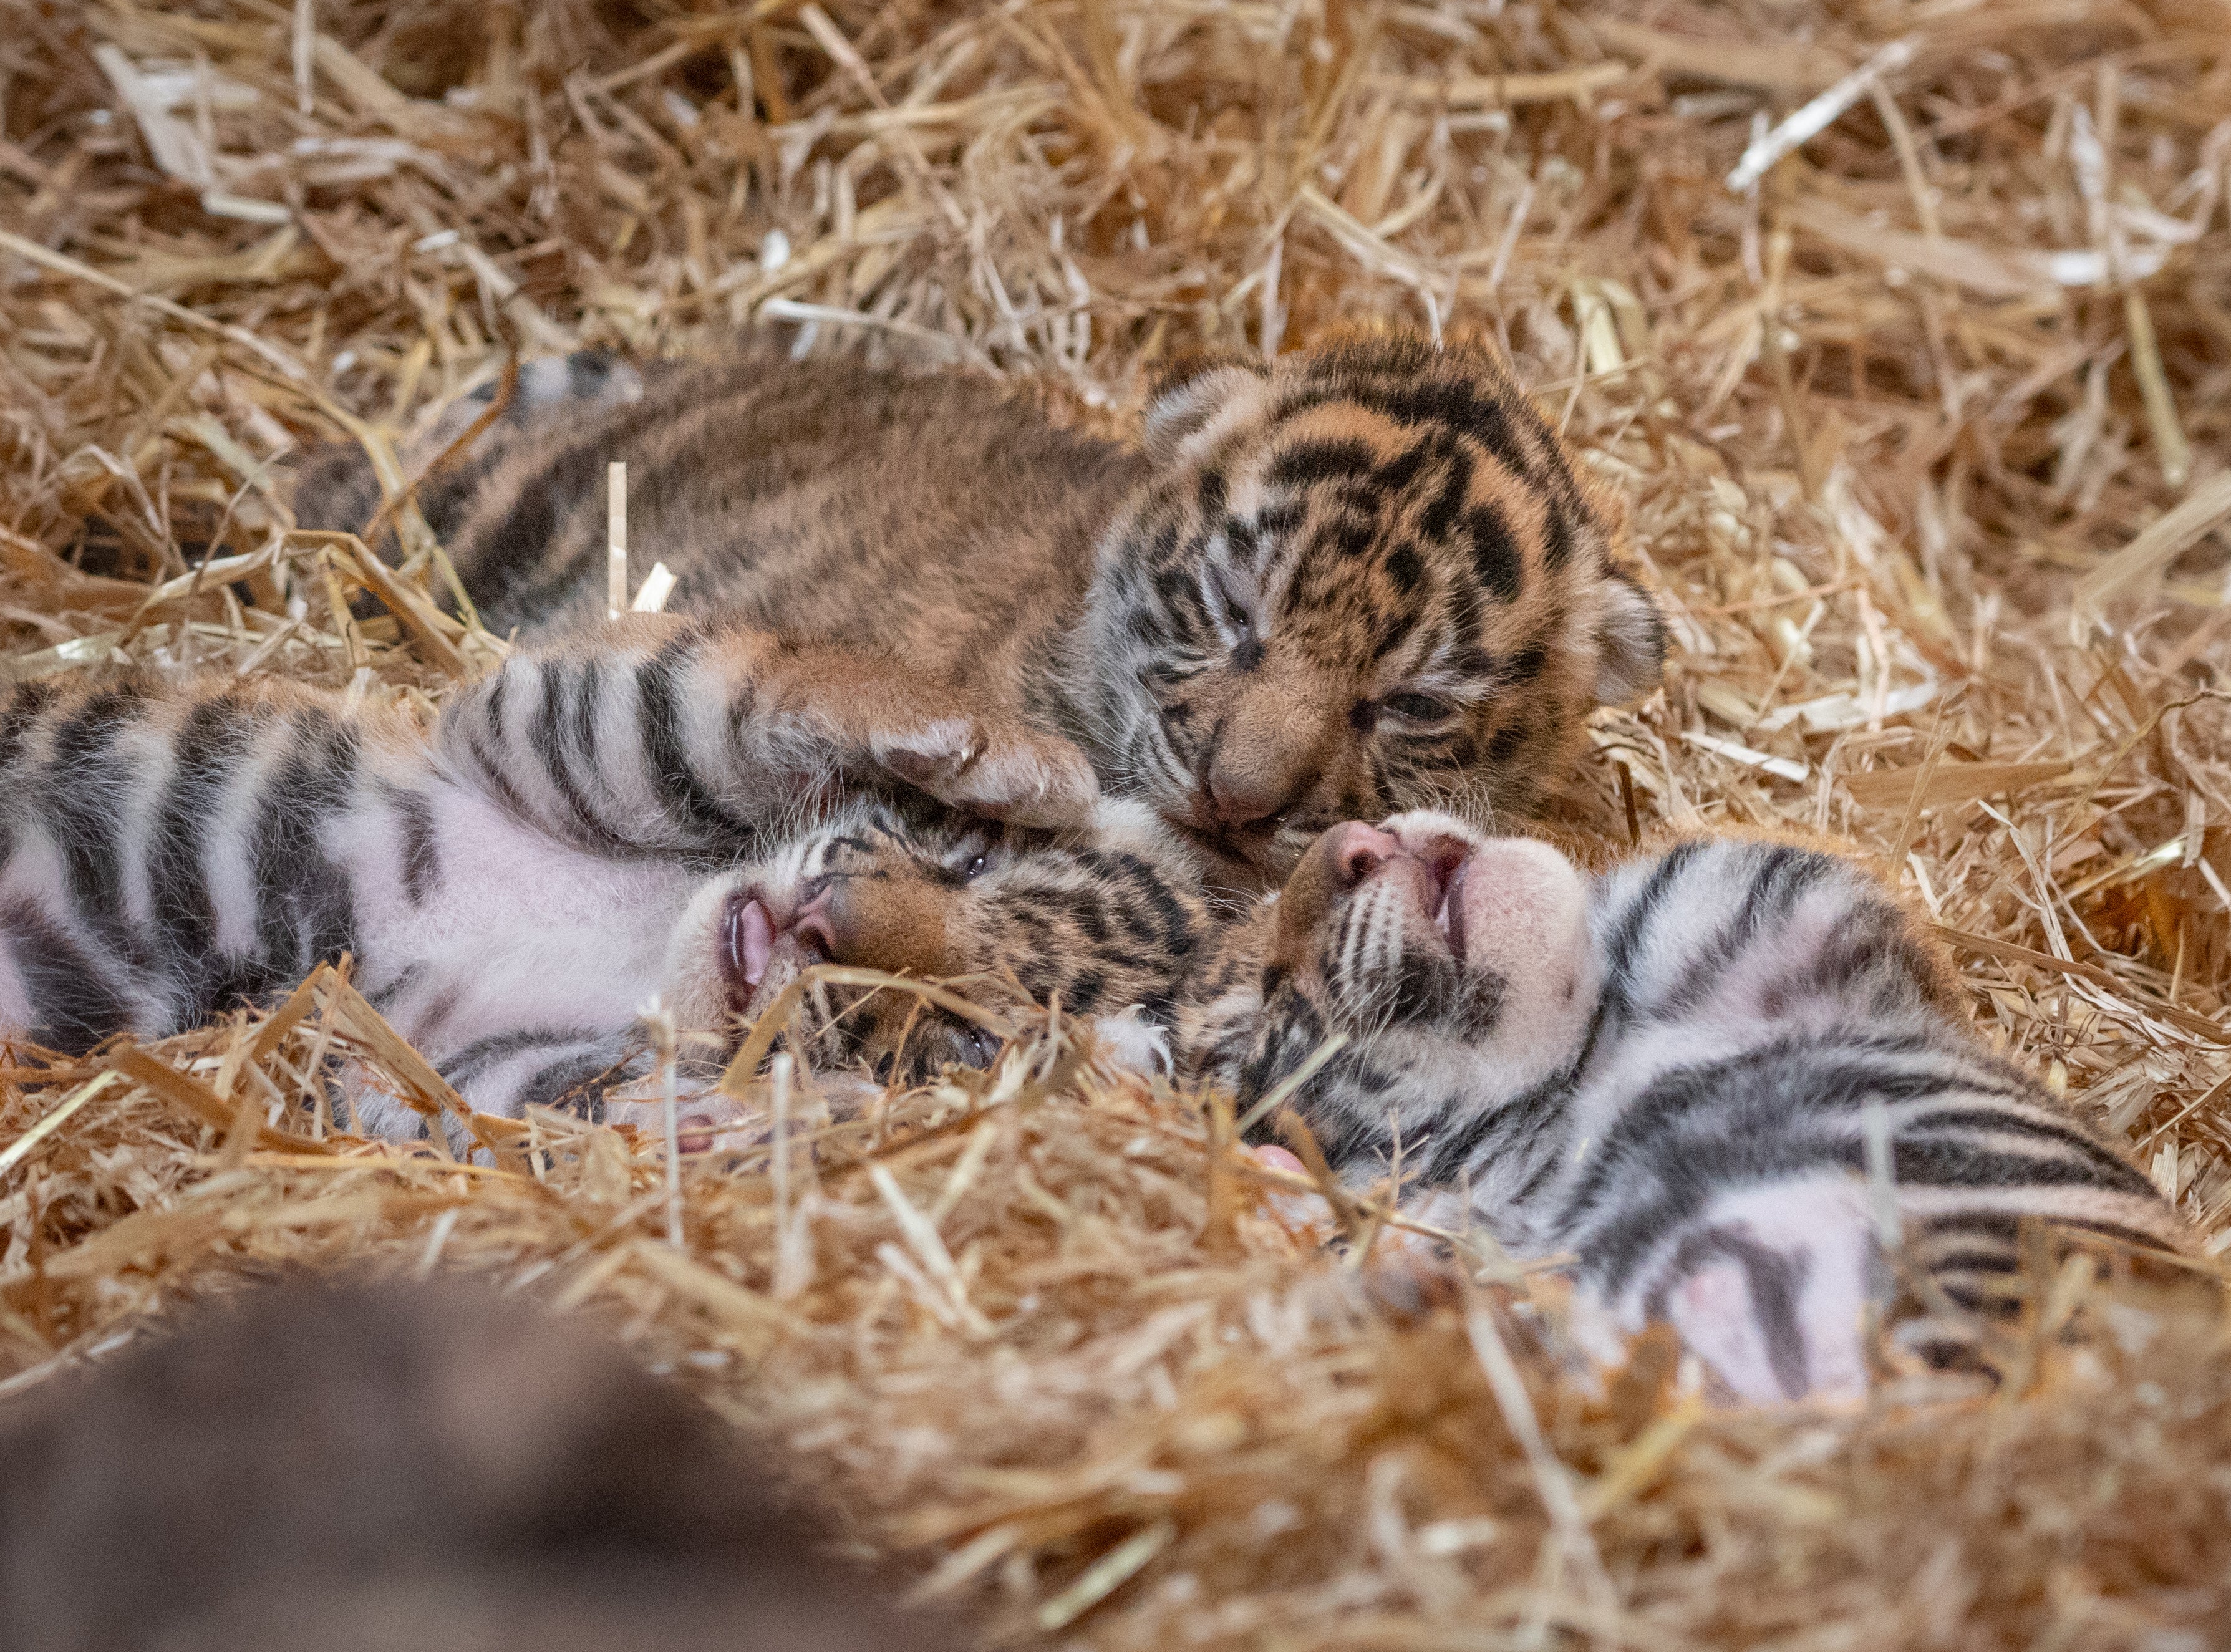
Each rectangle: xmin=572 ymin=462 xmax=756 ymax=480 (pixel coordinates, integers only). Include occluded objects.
xmin=4 ymin=0 xmax=2231 ymax=1644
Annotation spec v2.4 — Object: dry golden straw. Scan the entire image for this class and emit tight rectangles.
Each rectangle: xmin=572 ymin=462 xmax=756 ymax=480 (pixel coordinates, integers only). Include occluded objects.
xmin=4 ymin=1 xmax=2231 ymax=1646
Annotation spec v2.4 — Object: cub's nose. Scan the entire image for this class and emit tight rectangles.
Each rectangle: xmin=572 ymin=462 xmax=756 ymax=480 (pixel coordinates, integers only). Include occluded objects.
xmin=1205 ymin=760 xmax=1299 ymax=827
xmin=1202 ymin=689 xmax=1338 ymax=830
xmin=1323 ymin=821 xmax=1404 ymax=889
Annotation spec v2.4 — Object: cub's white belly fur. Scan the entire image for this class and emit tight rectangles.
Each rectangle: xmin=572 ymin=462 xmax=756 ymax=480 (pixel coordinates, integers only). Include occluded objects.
xmin=339 ymin=777 xmax=710 ymax=1066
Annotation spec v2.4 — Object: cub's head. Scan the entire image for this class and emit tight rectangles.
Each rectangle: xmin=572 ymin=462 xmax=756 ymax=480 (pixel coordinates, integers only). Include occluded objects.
xmin=665 ymin=796 xmax=1209 ymax=1084
xmin=1077 ymin=323 xmax=1665 ymax=882
xmin=1181 ymin=811 xmax=1599 ymax=1173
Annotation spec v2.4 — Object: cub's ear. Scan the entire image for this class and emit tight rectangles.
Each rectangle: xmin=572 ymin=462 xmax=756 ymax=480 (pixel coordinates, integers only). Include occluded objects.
xmin=1144 ymin=352 xmax=1270 ymax=466
xmin=1592 ymin=571 xmax=1668 ymax=705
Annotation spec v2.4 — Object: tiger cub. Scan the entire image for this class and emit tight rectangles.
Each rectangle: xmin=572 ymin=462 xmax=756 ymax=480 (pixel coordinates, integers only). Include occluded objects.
xmin=0 ymin=1275 xmax=965 ymax=1652
xmin=0 ymin=621 xmax=1207 ymax=1145
xmin=297 ymin=324 xmax=1667 ymax=884
xmin=1186 ymin=816 xmax=2194 ymax=1402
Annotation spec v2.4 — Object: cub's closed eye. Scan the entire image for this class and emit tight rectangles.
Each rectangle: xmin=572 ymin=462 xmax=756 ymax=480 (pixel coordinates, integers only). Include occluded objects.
xmin=1385 ymin=692 xmax=1455 ymax=722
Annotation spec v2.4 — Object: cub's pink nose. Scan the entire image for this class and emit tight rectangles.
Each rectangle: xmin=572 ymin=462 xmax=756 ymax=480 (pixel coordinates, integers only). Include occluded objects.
xmin=1325 ymin=821 xmax=1404 ymax=889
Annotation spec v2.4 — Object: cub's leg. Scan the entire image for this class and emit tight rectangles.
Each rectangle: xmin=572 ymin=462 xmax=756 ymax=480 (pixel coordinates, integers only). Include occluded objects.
xmin=437 ymin=614 xmax=1100 ymax=855
xmin=1575 ymin=1176 xmax=1881 ymax=1406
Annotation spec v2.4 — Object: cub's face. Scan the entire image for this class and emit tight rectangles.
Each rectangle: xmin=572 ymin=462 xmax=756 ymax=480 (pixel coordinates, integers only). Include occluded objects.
xmin=665 ymin=796 xmax=1207 ymax=1084
xmin=1078 ymin=325 xmax=1666 ymax=882
xmin=1183 ymin=811 xmax=1600 ymax=1169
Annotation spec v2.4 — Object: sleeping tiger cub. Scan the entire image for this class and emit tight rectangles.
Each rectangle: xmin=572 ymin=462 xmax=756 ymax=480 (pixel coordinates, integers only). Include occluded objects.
xmin=296 ymin=324 xmax=1667 ymax=884
xmin=1186 ymin=815 xmax=2194 ymax=1401
xmin=0 ymin=620 xmax=1207 ymax=1146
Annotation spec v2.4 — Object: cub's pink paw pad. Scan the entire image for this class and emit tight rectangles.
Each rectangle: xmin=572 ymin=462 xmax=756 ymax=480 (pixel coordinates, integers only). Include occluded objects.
xmin=1249 ymin=1145 xmax=1331 ymax=1233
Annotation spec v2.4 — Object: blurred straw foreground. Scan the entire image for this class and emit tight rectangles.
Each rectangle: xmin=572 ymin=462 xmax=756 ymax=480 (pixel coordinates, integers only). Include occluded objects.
xmin=6 ymin=0 xmax=2231 ymax=1645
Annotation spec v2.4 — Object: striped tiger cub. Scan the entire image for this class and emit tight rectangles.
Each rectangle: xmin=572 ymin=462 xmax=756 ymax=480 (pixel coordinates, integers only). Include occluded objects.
xmin=296 ymin=323 xmax=1667 ymax=887
xmin=1187 ymin=815 xmax=2193 ymax=1401
xmin=0 ymin=619 xmax=1207 ymax=1145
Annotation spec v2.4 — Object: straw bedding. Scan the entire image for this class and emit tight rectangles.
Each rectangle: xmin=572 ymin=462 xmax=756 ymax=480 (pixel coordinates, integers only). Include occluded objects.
xmin=4 ymin=0 xmax=2231 ymax=1644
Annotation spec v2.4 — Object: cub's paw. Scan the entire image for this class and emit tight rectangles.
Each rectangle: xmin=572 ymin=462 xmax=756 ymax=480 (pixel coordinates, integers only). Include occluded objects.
xmin=1633 ymin=1177 xmax=1882 ymax=1406
xmin=871 ymin=715 xmax=1098 ymax=829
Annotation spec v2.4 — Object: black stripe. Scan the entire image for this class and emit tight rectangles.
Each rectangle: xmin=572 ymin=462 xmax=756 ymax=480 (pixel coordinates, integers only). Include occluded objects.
xmin=1557 ymin=1031 xmax=1984 ymax=1230
xmin=1370 ymin=441 xmax=1427 ymax=494
xmin=463 ymin=439 xmax=604 ymax=621
xmin=533 ymin=660 xmax=618 ymax=845
xmin=1595 ymin=841 xmax=1706 ymax=1015
xmin=480 ymin=664 xmax=508 ymax=751
xmin=1267 ymin=439 xmax=1377 ymax=488
xmin=1078 ymin=851 xmax=1199 ymax=956
xmin=1901 ymin=1333 xmax=1988 ymax=1374
xmin=4 ymin=900 xmax=130 ymax=1055
xmin=248 ymin=711 xmax=362 ymax=993
xmin=390 ymin=785 xmax=440 ymax=906
xmin=566 ymin=350 xmax=616 ymax=398
xmin=1278 ymin=381 xmax=1532 ymax=478
xmin=1923 ymin=1248 xmax=2021 ymax=1275
xmin=1884 ymin=1137 xmax=2158 ymax=1197
xmin=1552 ymin=1020 xmax=2147 ymax=1290
xmin=0 ymin=680 xmax=56 ymax=774
xmin=568 ymin=657 xmax=604 ymax=807
xmin=1235 ymin=995 xmax=1327 ymax=1125
xmin=513 ymin=1051 xmax=630 ymax=1118
xmin=1416 ymin=443 xmax=1473 ymax=544
xmin=2035 ymin=1215 xmax=2186 ymax=1252
xmin=1542 ymin=497 xmax=1575 ymax=569
xmin=366 ymin=962 xmax=424 ymax=1013
xmin=442 ymin=1026 xmax=607 ymax=1086
xmin=1910 ymin=1210 xmax=2020 ymax=1244
xmin=1647 ymin=845 xmax=1827 ymax=1019
xmin=1420 ymin=1068 xmax=1574 ymax=1187
xmin=1937 ymin=1283 xmax=2016 ymax=1318
xmin=636 ymin=640 xmax=755 ymax=846
xmin=147 ymin=696 xmax=253 ymax=991
xmin=44 ymin=684 xmax=150 ymax=928
xmin=1902 ymin=1104 xmax=2156 ymax=1189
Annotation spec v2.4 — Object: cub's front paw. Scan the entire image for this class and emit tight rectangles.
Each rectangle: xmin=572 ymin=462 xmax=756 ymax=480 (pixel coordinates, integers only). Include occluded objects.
xmin=871 ymin=714 xmax=1098 ymax=829
xmin=1632 ymin=1177 xmax=1882 ymax=1406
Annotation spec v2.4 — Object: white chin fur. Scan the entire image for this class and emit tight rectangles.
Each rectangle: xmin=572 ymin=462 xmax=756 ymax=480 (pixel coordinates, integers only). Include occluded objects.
xmin=1452 ymin=837 xmax=1590 ymax=982
xmin=1378 ymin=814 xmax=1597 ymax=1073
xmin=1091 ymin=1005 xmax=1173 ymax=1076
xmin=1080 ymin=795 xmax=1210 ymax=881
xmin=1459 ymin=838 xmax=1596 ymax=1083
